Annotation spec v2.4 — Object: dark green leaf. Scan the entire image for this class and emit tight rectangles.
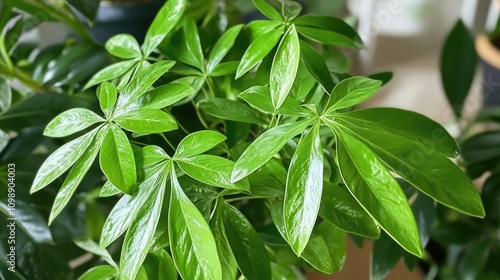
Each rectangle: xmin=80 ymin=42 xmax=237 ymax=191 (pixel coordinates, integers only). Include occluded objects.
xmin=77 ymin=265 xmax=115 ymax=280
xmin=66 ymin=0 xmax=100 ymax=22
xmin=209 ymin=61 xmax=239 ymax=77
xmin=221 ymin=200 xmax=272 ymax=280
xmin=99 ymin=124 xmax=136 ymax=193
xmin=114 ymin=109 xmax=178 ymax=134
xmin=175 ymin=130 xmax=226 ymax=158
xmin=482 ymin=173 xmax=500 ymax=226
xmin=296 ymin=26 xmax=357 ymax=47
xmin=207 ymin=24 xmax=243 ymax=73
xmin=97 ymin=82 xmax=117 ymax=117
xmin=430 ymin=221 xmax=482 ymax=245
xmin=371 ymin=232 xmax=403 ymax=280
xmin=143 ymin=250 xmax=177 ymax=280
xmin=198 ymin=98 xmax=268 ymax=124
xmin=253 ymin=0 xmax=282 ymax=21
xmin=210 ymin=206 xmax=239 ymax=280
xmin=169 ymin=170 xmax=222 ymax=280
xmin=440 ymin=20 xmax=477 ymax=119
xmin=232 ymin=119 xmax=312 ymax=182
xmin=271 ymin=263 xmax=304 ymax=280
xmin=325 ymin=76 xmax=382 ymax=112
xmin=293 ymin=15 xmax=363 ymax=47
xmin=271 ymin=24 xmax=300 ymax=110
xmin=281 ymin=1 xmax=302 ymax=21
xmin=105 ymin=34 xmax=142 ymax=59
xmin=44 ymin=108 xmax=104 ymax=137
xmin=284 ymin=122 xmax=323 ymax=255
xmin=368 ymin=71 xmax=393 ymax=86
xmin=458 ymin=239 xmax=491 ymax=280
xmin=299 ymin=41 xmax=335 ymax=92
xmin=142 ymin=0 xmax=187 ymax=56
xmin=248 ymin=158 xmax=286 ymax=197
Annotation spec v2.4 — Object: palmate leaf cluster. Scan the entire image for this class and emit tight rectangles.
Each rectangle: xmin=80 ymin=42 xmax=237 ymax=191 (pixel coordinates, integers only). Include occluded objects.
xmin=0 ymin=0 xmax=485 ymax=279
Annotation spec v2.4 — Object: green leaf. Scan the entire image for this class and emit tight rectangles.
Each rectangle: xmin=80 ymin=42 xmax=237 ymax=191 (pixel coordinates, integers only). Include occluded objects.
xmin=236 ymin=26 xmax=285 ymax=78
xmin=128 ymin=83 xmax=195 ymax=110
xmin=143 ymin=250 xmax=178 ymax=280
xmin=284 ymin=122 xmax=323 ymax=255
xmin=248 ymin=159 xmax=286 ymax=197
xmin=482 ymin=173 xmax=500 ymax=226
xmin=253 ymin=0 xmax=282 ymax=21
xmin=271 ymin=263 xmax=304 ymax=280
xmin=105 ymin=34 xmax=142 ymax=59
xmin=440 ymin=20 xmax=477 ymax=119
xmin=120 ymin=169 xmax=167 ymax=279
xmin=66 ymin=0 xmax=100 ymax=22
xmin=44 ymin=108 xmax=104 ymax=138
xmin=175 ymin=130 xmax=227 ymax=158
xmin=74 ymin=238 xmax=117 ymax=267
xmin=84 ymin=59 xmax=138 ymax=90
xmin=100 ymin=168 xmax=165 ymax=248
xmin=334 ymin=130 xmax=422 ymax=257
xmin=207 ymin=25 xmax=244 ymax=73
xmin=319 ymin=182 xmax=380 ymax=238
xmin=182 ymin=18 xmax=204 ymax=70
xmin=296 ymin=26 xmax=357 ymax=47
xmin=238 ymin=86 xmax=308 ymax=116
xmin=77 ymin=265 xmax=115 ymax=280
xmin=99 ymin=181 xmax=121 ymax=197
xmin=99 ymin=124 xmax=136 ymax=193
xmin=281 ymin=0 xmax=302 ymax=21
xmin=97 ymin=82 xmax=117 ymax=117
xmin=177 ymin=155 xmax=249 ymax=190
xmin=211 ymin=205 xmax=239 ymax=280
xmin=142 ymin=0 xmax=187 ymax=56
xmin=457 ymin=239 xmax=491 ymax=280
xmin=114 ymin=109 xmax=178 ymax=134
xmin=371 ymin=232 xmax=403 ymax=280
xmin=430 ymin=221 xmax=482 ymax=245
xmin=293 ymin=15 xmax=363 ymax=47
xmin=209 ymin=61 xmax=239 ymax=77
xmin=198 ymin=98 xmax=268 ymax=124
xmin=31 ymin=127 xmax=99 ymax=193
xmin=0 ymin=75 xmax=11 ymax=113
xmin=49 ymin=128 xmax=106 ymax=224
xmin=221 ymin=200 xmax=272 ymax=280
xmin=169 ymin=171 xmax=222 ymax=280
xmin=232 ymin=120 xmax=312 ymax=182
xmin=325 ymin=77 xmax=382 ymax=112
xmin=299 ymin=41 xmax=335 ymax=93
xmin=0 ymin=129 xmax=9 ymax=154
xmin=271 ymin=24 xmax=301 ymax=110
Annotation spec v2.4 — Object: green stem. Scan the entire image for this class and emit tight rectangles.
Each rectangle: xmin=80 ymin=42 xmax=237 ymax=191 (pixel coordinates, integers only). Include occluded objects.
xmin=225 ymin=196 xmax=266 ymax=203
xmin=192 ymin=100 xmax=210 ymax=129
xmin=160 ymin=133 xmax=176 ymax=150
xmin=0 ymin=63 xmax=53 ymax=92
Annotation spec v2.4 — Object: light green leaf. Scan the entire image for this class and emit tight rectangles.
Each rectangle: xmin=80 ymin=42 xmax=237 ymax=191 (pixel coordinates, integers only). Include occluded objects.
xmin=175 ymin=130 xmax=227 ymax=158
xmin=142 ymin=0 xmax=187 ymax=56
xmin=319 ymin=181 xmax=380 ymax=238
xmin=128 ymin=83 xmax=195 ymax=111
xmin=0 ymin=75 xmax=11 ymax=112
xmin=31 ymin=127 xmax=99 ymax=193
xmin=177 ymin=155 xmax=249 ymax=190
xmin=77 ymin=265 xmax=115 ymax=280
xmin=238 ymin=86 xmax=308 ymax=116
xmin=232 ymin=120 xmax=312 ymax=182
xmin=0 ymin=129 xmax=9 ymax=154
xmin=44 ymin=108 xmax=104 ymax=138
xmin=182 ymin=18 xmax=204 ymax=70
xmin=284 ymin=122 xmax=323 ymax=255
xmin=120 ymin=168 xmax=167 ymax=279
xmin=84 ymin=59 xmax=138 ymax=90
xmin=325 ymin=77 xmax=381 ymax=112
xmin=99 ymin=124 xmax=136 ymax=194
xmin=209 ymin=61 xmax=239 ymax=77
xmin=253 ymin=0 xmax=282 ymax=21
xmin=334 ymin=130 xmax=422 ymax=257
xmin=97 ymin=82 xmax=117 ymax=117
xmin=169 ymin=170 xmax=222 ymax=280
xmin=271 ymin=24 xmax=300 ymax=110
xmin=99 ymin=181 xmax=121 ymax=197
xmin=143 ymin=250 xmax=178 ymax=280
xmin=236 ymin=26 xmax=284 ymax=78
xmin=198 ymin=98 xmax=268 ymax=124
xmin=105 ymin=34 xmax=142 ymax=59
xmin=114 ymin=109 xmax=178 ymax=134
xmin=207 ymin=25 xmax=244 ymax=73
xmin=49 ymin=127 xmax=106 ymax=224
xmin=74 ymin=238 xmax=117 ymax=267
xmin=221 ymin=200 xmax=272 ymax=280
xmin=271 ymin=263 xmax=304 ymax=280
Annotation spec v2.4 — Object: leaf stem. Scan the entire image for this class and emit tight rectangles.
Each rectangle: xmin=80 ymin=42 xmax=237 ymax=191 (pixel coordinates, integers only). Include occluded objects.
xmin=225 ymin=195 xmax=266 ymax=203
xmin=160 ymin=133 xmax=176 ymax=150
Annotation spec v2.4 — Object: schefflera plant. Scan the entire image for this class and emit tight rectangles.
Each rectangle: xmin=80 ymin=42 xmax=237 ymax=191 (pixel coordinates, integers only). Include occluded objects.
xmin=30 ymin=0 xmax=485 ymax=279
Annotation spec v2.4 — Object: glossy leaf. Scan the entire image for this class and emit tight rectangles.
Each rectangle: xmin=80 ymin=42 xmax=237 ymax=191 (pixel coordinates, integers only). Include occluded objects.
xmin=293 ymin=15 xmax=363 ymax=47
xmin=120 ymin=169 xmax=167 ymax=279
xmin=319 ymin=182 xmax=380 ymax=238
xmin=128 ymin=83 xmax=195 ymax=111
xmin=99 ymin=181 xmax=121 ymax=197
xmin=49 ymin=128 xmax=106 ymax=224
xmin=31 ymin=127 xmax=99 ymax=193
xmin=209 ymin=61 xmax=239 ymax=77
xmin=175 ymin=130 xmax=227 ymax=158
xmin=44 ymin=108 xmax=104 ymax=138
xmin=105 ymin=34 xmax=142 ymax=59
xmin=296 ymin=26 xmax=357 ymax=47
xmin=232 ymin=120 xmax=312 ymax=182
xmin=325 ymin=77 xmax=382 ymax=112
xmin=99 ymin=124 xmax=136 ymax=194
xmin=271 ymin=263 xmax=304 ymax=280
xmin=142 ymin=0 xmax=186 ymax=56
xmin=371 ymin=232 xmax=403 ymax=280
xmin=270 ymin=24 xmax=301 ymax=110
xmin=284 ymin=122 xmax=323 ymax=255
xmin=238 ymin=86 xmax=308 ymax=116
xmin=207 ymin=25 xmax=244 ymax=73
xmin=440 ymin=20 xmax=477 ymax=119
xmin=222 ymin=200 xmax=272 ymax=280
xmin=84 ymin=59 xmax=138 ymax=90
xmin=114 ymin=109 xmax=178 ymax=134
xmin=236 ymin=26 xmax=284 ymax=78
xmin=334 ymin=130 xmax=422 ymax=257
xmin=97 ymin=82 xmax=117 ymax=117
xmin=0 ymin=75 xmax=11 ymax=112
xmin=177 ymin=155 xmax=249 ymax=190
xmin=77 ymin=265 xmax=115 ymax=280
xmin=198 ymin=98 xmax=268 ymax=124
xmin=169 ymin=171 xmax=222 ymax=280
xmin=248 ymin=159 xmax=287 ymax=197
xmin=142 ymin=250 xmax=177 ymax=280
xmin=299 ymin=40 xmax=335 ymax=92
xmin=282 ymin=0 xmax=302 ymax=21
xmin=74 ymin=238 xmax=117 ymax=267
xmin=183 ymin=18 xmax=204 ymax=70
xmin=253 ymin=0 xmax=282 ymax=21
xmin=210 ymin=206 xmax=239 ymax=280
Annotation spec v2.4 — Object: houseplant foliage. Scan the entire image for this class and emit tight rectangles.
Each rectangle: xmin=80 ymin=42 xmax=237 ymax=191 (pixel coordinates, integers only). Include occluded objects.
xmin=0 ymin=0 xmax=485 ymax=279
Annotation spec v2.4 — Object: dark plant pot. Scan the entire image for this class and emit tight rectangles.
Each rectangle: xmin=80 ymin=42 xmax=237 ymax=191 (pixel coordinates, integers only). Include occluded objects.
xmin=87 ymin=0 xmax=165 ymax=44
xmin=476 ymin=34 xmax=500 ymax=107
